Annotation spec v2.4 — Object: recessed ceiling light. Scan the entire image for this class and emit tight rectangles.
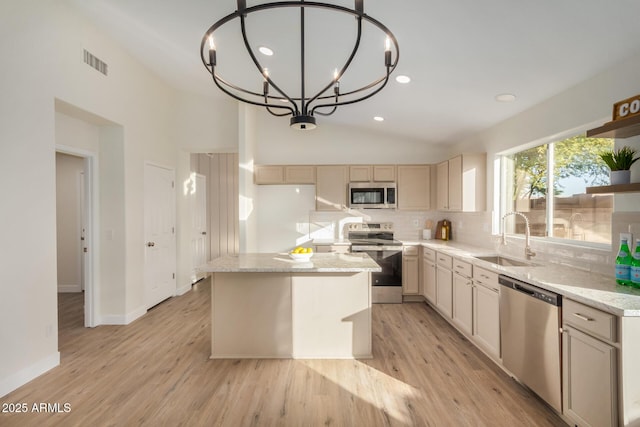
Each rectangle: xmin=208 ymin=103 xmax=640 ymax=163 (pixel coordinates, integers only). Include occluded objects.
xmin=258 ymin=46 xmax=273 ymax=56
xmin=495 ymin=93 xmax=516 ymax=102
xmin=374 ymin=116 xmax=384 ymax=122
xmin=395 ymin=75 xmax=411 ymax=84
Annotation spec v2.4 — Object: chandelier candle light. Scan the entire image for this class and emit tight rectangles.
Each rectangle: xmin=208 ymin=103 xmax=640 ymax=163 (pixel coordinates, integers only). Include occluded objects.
xmin=200 ymin=0 xmax=399 ymax=130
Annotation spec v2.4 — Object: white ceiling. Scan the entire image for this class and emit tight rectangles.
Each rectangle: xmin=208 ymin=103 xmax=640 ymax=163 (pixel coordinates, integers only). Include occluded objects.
xmin=69 ymin=0 xmax=640 ymax=144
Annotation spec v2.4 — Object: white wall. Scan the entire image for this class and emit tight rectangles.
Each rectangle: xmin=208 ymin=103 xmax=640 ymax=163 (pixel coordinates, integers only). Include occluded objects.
xmin=173 ymin=91 xmax=238 ymax=153
xmin=252 ymin=108 xmax=449 ymax=165
xmin=0 ymin=0 xmax=237 ymax=397
xmin=447 ymin=52 xmax=640 ymax=271
xmin=239 ymin=104 xmax=259 ymax=253
xmin=455 ymin=51 xmax=640 ymax=211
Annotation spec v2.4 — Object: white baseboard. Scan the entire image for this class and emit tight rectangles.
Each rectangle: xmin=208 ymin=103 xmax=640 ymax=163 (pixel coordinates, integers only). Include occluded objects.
xmin=100 ymin=305 xmax=147 ymax=325
xmin=57 ymin=283 xmax=82 ymax=293
xmin=176 ymin=283 xmax=192 ymax=296
xmin=0 ymin=352 xmax=60 ymax=398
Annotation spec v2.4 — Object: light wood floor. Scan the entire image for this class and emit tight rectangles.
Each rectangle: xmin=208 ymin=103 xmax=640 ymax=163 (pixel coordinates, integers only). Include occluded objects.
xmin=1 ymin=278 xmax=566 ymax=426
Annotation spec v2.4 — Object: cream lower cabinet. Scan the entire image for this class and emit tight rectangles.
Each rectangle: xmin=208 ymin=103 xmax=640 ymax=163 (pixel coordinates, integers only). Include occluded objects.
xmin=562 ymin=299 xmax=617 ymax=427
xmin=452 ymin=259 xmax=473 ymax=336
xmin=472 ymin=266 xmax=500 ymax=360
xmin=422 ymin=247 xmax=436 ymax=304
xmin=402 ymin=246 xmax=420 ymax=295
xmin=435 ymin=253 xmax=453 ymax=318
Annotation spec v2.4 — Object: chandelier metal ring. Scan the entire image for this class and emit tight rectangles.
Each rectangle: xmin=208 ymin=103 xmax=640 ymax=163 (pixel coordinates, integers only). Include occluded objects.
xmin=200 ymin=0 xmax=399 ymax=130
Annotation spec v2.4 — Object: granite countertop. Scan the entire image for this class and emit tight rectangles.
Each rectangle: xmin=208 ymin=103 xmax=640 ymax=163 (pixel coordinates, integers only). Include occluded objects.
xmin=404 ymin=239 xmax=640 ymax=317
xmin=198 ymin=252 xmax=382 ymax=273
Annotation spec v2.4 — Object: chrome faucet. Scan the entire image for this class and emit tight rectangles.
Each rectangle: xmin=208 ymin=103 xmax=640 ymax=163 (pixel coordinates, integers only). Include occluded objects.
xmin=501 ymin=211 xmax=536 ymax=260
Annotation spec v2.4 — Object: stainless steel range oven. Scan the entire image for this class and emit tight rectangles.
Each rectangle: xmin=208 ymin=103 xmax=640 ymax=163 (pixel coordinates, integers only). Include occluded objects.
xmin=347 ymin=222 xmax=403 ymax=303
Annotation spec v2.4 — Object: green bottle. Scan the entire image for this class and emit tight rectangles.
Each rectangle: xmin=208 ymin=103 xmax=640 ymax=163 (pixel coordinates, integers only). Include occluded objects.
xmin=615 ymin=238 xmax=633 ymax=286
xmin=631 ymin=239 xmax=640 ymax=288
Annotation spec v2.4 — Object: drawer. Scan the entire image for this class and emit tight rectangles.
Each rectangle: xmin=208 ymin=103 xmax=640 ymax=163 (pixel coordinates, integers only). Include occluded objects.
xmin=436 ymin=252 xmax=452 ymax=269
xmin=422 ymin=247 xmax=436 ymax=261
xmin=563 ymin=299 xmax=617 ymax=343
xmin=403 ymin=246 xmax=419 ymax=256
xmin=453 ymin=258 xmax=472 ymax=278
xmin=473 ymin=266 xmax=499 ymax=291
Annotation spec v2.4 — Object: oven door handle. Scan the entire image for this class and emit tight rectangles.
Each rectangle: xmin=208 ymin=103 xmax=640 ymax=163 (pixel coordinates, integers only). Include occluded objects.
xmin=351 ymin=246 xmax=402 ymax=252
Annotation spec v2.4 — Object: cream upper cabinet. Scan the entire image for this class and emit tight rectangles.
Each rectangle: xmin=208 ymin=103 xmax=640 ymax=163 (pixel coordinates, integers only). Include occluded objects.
xmin=436 ymin=153 xmax=486 ymax=212
xmin=255 ymin=165 xmax=316 ymax=184
xmin=397 ymin=165 xmax=430 ymax=210
xmin=316 ymin=165 xmax=347 ymax=211
xmin=254 ymin=165 xmax=285 ymax=184
xmin=284 ymin=166 xmax=316 ymax=184
xmin=349 ymin=165 xmax=371 ymax=182
xmin=448 ymin=155 xmax=463 ymax=210
xmin=373 ymin=165 xmax=396 ymax=181
xmin=436 ymin=161 xmax=449 ymax=210
xmin=349 ymin=165 xmax=396 ymax=182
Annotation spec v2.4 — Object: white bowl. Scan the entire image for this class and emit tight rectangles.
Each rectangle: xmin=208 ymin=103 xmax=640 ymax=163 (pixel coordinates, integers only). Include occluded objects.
xmin=289 ymin=252 xmax=313 ymax=261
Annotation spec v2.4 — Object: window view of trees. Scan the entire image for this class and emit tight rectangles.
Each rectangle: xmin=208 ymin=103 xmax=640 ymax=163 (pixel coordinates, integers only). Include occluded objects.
xmin=503 ymin=135 xmax=613 ymax=244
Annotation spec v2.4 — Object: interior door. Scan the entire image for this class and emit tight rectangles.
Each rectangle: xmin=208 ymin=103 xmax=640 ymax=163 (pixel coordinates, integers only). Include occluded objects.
xmin=144 ymin=163 xmax=176 ymax=308
xmin=192 ymin=173 xmax=207 ymax=282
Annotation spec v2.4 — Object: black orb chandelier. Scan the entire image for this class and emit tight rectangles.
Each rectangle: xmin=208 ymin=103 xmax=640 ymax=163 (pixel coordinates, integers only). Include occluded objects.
xmin=200 ymin=0 xmax=399 ymax=130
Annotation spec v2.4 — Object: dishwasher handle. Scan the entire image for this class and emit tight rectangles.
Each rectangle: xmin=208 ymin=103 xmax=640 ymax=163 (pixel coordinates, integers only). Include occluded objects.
xmin=513 ymin=283 xmax=536 ymax=297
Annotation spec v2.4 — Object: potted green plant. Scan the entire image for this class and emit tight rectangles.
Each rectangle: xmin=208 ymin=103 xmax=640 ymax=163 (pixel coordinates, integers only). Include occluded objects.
xmin=600 ymin=146 xmax=639 ymax=185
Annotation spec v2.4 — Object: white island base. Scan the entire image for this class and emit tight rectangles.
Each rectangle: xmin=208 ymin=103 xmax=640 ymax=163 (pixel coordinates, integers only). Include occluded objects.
xmin=212 ymin=272 xmax=371 ymax=359
xmin=201 ymin=253 xmax=380 ymax=359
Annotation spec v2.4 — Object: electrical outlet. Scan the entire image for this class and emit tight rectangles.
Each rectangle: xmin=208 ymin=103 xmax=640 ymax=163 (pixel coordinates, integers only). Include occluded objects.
xmin=620 ymin=232 xmax=633 ymax=246
xmin=412 ymin=219 xmax=419 ymax=227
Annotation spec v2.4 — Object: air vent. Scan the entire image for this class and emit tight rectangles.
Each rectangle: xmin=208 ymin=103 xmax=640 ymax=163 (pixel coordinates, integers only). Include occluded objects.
xmin=83 ymin=49 xmax=108 ymax=76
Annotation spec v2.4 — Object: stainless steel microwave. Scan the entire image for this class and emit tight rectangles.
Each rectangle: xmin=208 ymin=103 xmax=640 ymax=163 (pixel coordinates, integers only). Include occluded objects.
xmin=348 ymin=182 xmax=396 ymax=209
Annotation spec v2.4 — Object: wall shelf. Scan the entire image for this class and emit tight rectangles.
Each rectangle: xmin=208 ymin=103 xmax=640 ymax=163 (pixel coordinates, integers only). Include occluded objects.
xmin=586 ymin=114 xmax=640 ymax=139
xmin=586 ymin=183 xmax=640 ymax=194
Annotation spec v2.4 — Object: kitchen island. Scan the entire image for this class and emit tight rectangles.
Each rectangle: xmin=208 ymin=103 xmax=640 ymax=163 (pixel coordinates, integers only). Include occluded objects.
xmin=198 ymin=252 xmax=381 ymax=359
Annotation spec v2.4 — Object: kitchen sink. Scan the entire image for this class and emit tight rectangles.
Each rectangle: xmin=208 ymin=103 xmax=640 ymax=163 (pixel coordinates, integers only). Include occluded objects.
xmin=473 ymin=255 xmax=535 ymax=267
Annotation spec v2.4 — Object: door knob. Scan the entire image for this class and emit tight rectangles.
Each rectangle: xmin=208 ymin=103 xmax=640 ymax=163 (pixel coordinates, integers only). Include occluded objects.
xmin=146 ymin=242 xmax=155 ymax=247
xmin=201 ymin=231 xmax=207 ymax=235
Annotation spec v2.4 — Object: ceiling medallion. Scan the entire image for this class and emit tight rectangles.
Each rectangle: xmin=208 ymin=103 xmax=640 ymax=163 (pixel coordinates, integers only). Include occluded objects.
xmin=200 ymin=0 xmax=399 ymax=130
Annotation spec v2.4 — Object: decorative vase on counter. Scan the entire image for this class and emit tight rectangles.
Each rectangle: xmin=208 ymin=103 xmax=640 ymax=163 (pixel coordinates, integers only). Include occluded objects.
xmin=610 ymin=170 xmax=631 ymax=185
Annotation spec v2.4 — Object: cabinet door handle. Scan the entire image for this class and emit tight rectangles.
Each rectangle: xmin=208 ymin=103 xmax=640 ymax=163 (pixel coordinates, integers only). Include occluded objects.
xmin=572 ymin=313 xmax=594 ymax=322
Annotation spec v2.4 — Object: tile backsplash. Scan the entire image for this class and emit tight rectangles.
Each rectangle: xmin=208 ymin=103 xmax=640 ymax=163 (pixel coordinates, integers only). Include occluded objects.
xmin=309 ymin=209 xmax=640 ymax=276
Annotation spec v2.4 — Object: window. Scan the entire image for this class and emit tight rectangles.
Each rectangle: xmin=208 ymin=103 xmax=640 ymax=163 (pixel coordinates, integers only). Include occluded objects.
xmin=501 ymin=135 xmax=613 ymax=245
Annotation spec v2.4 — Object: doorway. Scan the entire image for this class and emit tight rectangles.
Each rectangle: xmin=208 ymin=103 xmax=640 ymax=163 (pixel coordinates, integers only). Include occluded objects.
xmin=55 ymin=147 xmax=96 ymax=327
xmin=191 ymin=172 xmax=207 ymax=283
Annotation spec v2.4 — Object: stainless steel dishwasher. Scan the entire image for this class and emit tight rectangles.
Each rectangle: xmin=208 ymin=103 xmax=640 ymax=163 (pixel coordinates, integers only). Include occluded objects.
xmin=499 ymin=275 xmax=562 ymax=412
